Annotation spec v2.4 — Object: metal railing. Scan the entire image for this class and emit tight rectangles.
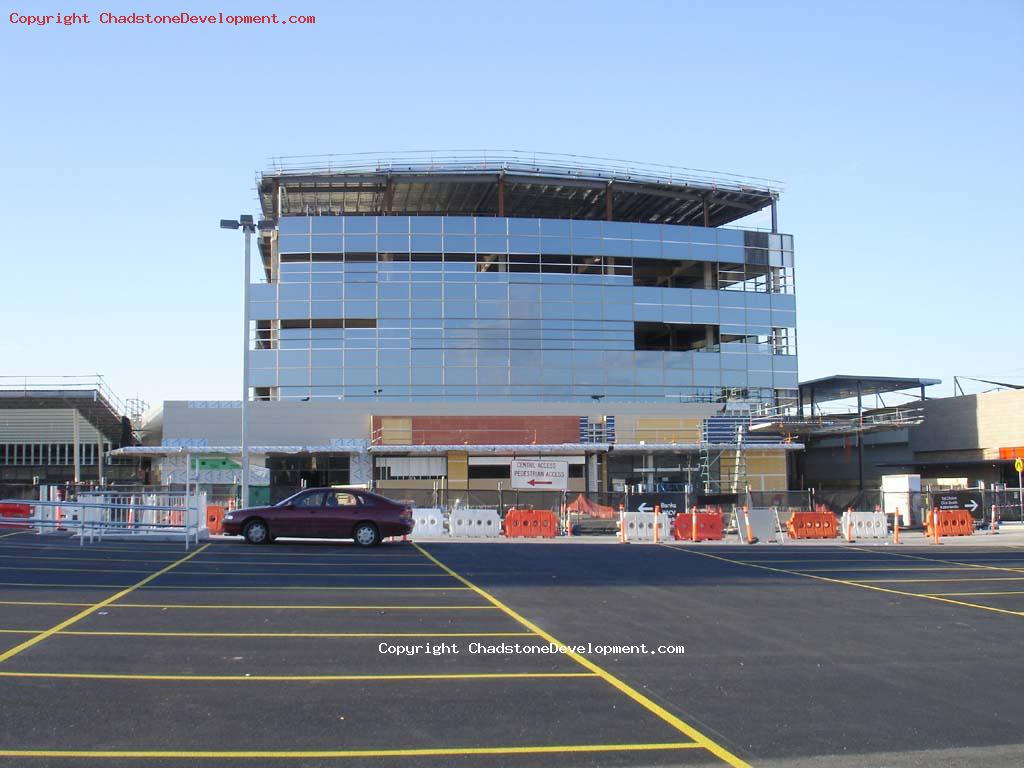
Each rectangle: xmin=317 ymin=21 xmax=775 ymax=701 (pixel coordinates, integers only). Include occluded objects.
xmin=0 ymin=374 xmax=128 ymax=418
xmin=266 ymin=150 xmax=783 ymax=194
xmin=0 ymin=492 xmax=206 ymax=549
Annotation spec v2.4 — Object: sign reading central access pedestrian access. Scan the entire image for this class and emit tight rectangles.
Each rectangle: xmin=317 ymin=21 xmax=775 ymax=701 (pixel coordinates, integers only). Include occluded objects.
xmin=510 ymin=459 xmax=569 ymax=491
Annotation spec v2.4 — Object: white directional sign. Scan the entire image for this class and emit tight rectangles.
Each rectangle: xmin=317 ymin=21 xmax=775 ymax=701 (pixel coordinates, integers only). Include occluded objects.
xmin=510 ymin=459 xmax=568 ymax=491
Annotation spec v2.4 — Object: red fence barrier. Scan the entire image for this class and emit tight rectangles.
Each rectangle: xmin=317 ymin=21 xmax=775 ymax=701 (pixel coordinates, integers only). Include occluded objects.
xmin=0 ymin=503 xmax=33 ymax=530
xmin=787 ymin=511 xmax=838 ymax=539
xmin=672 ymin=511 xmax=724 ymax=542
xmin=504 ymin=508 xmax=558 ymax=538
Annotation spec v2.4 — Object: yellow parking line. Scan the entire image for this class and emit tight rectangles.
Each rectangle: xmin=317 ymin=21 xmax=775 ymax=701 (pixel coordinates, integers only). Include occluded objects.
xmin=0 ymin=671 xmax=597 ymax=682
xmin=0 ymin=629 xmax=536 ymax=638
xmin=857 ymin=576 xmax=1024 ymax=583
xmin=0 ymin=583 xmax=465 ymax=591
xmin=186 ymin=560 xmax=439 ymax=567
xmin=791 ymin=566 xmax=985 ymax=573
xmin=663 ymin=546 xmax=1024 ymax=618
xmin=0 ymin=531 xmax=31 ymax=539
xmin=850 ymin=546 xmax=1024 ymax=574
xmin=924 ymin=590 xmax=1024 ymax=596
xmin=0 ymin=544 xmax=210 ymax=665
xmin=413 ymin=543 xmax=749 ymax=768
xmin=111 ymin=603 xmax=497 ymax=610
xmin=163 ymin=571 xmax=454 ymax=577
xmin=0 ymin=543 xmax=191 ymax=553
xmin=0 ymin=582 xmax=137 ymax=589
xmin=0 ymin=742 xmax=702 ymax=759
xmin=0 ymin=554 xmax=181 ymax=565
xmin=0 ymin=565 xmax=155 ymax=574
xmin=0 ymin=565 xmax=451 ymax=577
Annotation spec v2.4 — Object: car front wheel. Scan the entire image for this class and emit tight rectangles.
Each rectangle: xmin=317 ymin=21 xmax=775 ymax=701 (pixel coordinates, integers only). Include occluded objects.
xmin=353 ymin=522 xmax=380 ymax=547
xmin=243 ymin=519 xmax=270 ymax=545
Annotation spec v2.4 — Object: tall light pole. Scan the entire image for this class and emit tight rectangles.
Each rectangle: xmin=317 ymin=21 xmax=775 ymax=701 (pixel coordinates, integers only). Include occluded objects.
xmin=220 ymin=214 xmax=259 ymax=508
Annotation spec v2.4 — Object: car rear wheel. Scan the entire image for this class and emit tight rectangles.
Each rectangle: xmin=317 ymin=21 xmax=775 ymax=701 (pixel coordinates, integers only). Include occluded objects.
xmin=353 ymin=522 xmax=380 ymax=547
xmin=243 ymin=518 xmax=270 ymax=545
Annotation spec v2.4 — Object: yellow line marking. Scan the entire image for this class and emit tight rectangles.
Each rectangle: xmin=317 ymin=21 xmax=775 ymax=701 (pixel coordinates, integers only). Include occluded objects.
xmin=0 ymin=554 xmax=435 ymax=566
xmin=186 ymin=561 xmax=439 ymax=568
xmin=0 ymin=583 xmax=466 ymax=591
xmin=787 ymin=566 xmax=997 ymax=573
xmin=0 ymin=565 xmax=452 ymax=577
xmin=0 ymin=629 xmax=536 ymax=638
xmin=0 ymin=544 xmax=210 ymax=665
xmin=167 ymin=571 xmax=454 ymax=577
xmin=662 ymin=546 xmax=1024 ymax=618
xmin=0 ymin=582 xmax=139 ymax=589
xmin=111 ymin=603 xmax=497 ymax=610
xmin=857 ymin=576 xmax=1024 ymax=583
xmin=0 ymin=743 xmax=702 ymax=759
xmin=0 ymin=531 xmax=31 ymax=539
xmin=0 ymin=554 xmax=182 ymax=565
xmin=0 ymin=543 xmax=194 ymax=553
xmin=849 ymin=546 xmax=1024 ymax=574
xmin=0 ymin=671 xmax=596 ymax=682
xmin=924 ymin=590 xmax=1024 ymax=596
xmin=413 ymin=543 xmax=748 ymax=767
xmin=0 ymin=566 xmax=155 ymax=574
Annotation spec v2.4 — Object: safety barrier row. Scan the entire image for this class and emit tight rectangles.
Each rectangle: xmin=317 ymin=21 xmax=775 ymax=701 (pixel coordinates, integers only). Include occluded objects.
xmin=621 ymin=511 xmax=672 ymax=543
xmin=410 ymin=508 xmax=446 ymax=539
xmin=926 ymin=509 xmax=974 ymax=540
xmin=841 ymin=510 xmax=889 ymax=540
xmin=504 ymin=508 xmax=558 ymax=538
xmin=449 ymin=508 xmax=502 ymax=538
xmin=673 ymin=510 xmax=725 ymax=541
xmin=786 ymin=511 xmax=838 ymax=540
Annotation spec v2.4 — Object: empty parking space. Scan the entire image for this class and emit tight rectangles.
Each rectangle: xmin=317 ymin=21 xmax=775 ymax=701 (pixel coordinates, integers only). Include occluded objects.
xmin=0 ymin=536 xmax=1021 ymax=766
xmin=0 ymin=537 xmax=745 ymax=767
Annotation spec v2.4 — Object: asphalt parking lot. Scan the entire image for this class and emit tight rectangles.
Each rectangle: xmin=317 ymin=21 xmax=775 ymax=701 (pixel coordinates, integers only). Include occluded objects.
xmin=0 ymin=530 xmax=1022 ymax=767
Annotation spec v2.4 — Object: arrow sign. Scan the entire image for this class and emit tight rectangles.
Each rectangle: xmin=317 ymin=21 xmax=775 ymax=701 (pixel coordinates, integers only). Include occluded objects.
xmin=965 ymin=499 xmax=979 ymax=513
xmin=510 ymin=459 xmax=568 ymax=491
xmin=637 ymin=503 xmax=652 ymax=513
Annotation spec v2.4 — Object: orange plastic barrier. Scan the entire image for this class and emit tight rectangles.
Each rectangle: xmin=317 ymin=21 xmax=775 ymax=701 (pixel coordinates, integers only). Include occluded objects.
xmin=206 ymin=505 xmax=225 ymax=535
xmin=787 ymin=511 xmax=838 ymax=539
xmin=503 ymin=508 xmax=558 ymax=538
xmin=0 ymin=502 xmax=32 ymax=530
xmin=672 ymin=511 xmax=724 ymax=541
xmin=926 ymin=509 xmax=974 ymax=538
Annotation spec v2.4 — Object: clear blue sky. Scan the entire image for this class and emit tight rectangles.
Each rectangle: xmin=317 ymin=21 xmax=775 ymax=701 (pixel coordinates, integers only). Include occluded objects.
xmin=2 ymin=0 xmax=1021 ymax=407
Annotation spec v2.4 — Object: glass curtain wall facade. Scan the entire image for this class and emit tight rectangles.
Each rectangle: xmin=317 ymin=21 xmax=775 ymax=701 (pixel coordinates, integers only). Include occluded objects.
xmin=249 ymin=216 xmax=797 ymax=404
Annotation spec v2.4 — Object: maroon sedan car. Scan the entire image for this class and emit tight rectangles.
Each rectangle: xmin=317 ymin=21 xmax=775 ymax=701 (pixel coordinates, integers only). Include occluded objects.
xmin=221 ymin=487 xmax=413 ymax=547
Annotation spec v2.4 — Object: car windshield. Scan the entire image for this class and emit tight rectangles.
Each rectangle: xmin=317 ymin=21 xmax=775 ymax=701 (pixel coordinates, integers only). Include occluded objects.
xmin=275 ymin=490 xmax=310 ymax=507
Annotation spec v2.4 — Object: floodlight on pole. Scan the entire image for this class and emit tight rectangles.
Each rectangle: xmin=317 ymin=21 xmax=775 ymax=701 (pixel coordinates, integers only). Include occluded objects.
xmin=220 ymin=215 xmax=258 ymax=508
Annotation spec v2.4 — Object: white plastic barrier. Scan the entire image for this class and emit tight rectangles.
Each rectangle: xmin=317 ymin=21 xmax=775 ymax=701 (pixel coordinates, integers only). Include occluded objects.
xmin=410 ymin=508 xmax=445 ymax=539
xmin=622 ymin=512 xmax=672 ymax=542
xmin=741 ymin=507 xmax=785 ymax=544
xmin=841 ymin=510 xmax=889 ymax=539
xmin=449 ymin=508 xmax=502 ymax=538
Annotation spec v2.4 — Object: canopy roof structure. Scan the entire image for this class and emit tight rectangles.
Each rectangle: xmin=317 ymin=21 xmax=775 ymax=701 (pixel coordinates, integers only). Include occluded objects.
xmin=259 ymin=151 xmax=780 ymax=227
xmin=798 ymin=375 xmax=942 ymax=405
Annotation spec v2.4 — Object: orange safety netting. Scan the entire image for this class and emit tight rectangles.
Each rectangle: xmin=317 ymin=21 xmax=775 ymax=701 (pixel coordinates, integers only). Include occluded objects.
xmin=565 ymin=494 xmax=617 ymax=519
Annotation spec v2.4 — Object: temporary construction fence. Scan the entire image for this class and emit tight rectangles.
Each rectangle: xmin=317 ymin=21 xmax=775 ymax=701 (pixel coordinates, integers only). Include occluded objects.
xmin=840 ymin=510 xmax=889 ymax=540
xmin=787 ymin=510 xmax=839 ymax=540
xmin=0 ymin=491 xmax=207 ymax=549
xmin=620 ymin=511 xmax=672 ymax=543
xmin=410 ymin=508 xmax=445 ymax=538
xmin=448 ymin=508 xmax=502 ymax=538
xmin=504 ymin=508 xmax=559 ymax=539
